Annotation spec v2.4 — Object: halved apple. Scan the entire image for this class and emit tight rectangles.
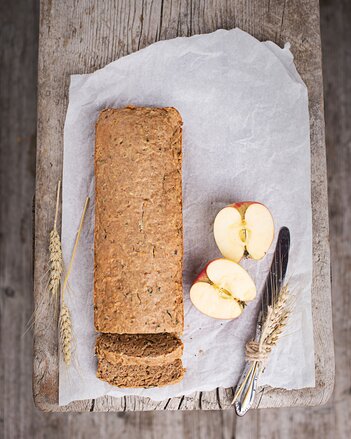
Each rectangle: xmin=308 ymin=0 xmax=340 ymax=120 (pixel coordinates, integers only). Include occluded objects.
xmin=190 ymin=259 xmax=256 ymax=320
xmin=214 ymin=202 xmax=274 ymax=262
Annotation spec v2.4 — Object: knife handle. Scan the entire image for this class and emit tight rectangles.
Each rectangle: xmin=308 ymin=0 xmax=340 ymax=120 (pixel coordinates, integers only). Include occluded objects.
xmin=233 ymin=361 xmax=261 ymax=416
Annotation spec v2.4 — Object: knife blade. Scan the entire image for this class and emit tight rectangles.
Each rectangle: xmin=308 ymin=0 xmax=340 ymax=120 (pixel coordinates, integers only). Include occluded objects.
xmin=233 ymin=226 xmax=291 ymax=416
xmin=259 ymin=226 xmax=290 ymax=325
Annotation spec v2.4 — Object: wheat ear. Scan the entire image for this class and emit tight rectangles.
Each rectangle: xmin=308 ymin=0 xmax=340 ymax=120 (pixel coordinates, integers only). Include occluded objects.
xmin=49 ymin=180 xmax=63 ymax=297
xmin=59 ymin=197 xmax=90 ymax=366
xmin=259 ymin=285 xmax=289 ymax=353
xmin=59 ymin=303 xmax=72 ymax=365
xmin=245 ymin=285 xmax=291 ymax=364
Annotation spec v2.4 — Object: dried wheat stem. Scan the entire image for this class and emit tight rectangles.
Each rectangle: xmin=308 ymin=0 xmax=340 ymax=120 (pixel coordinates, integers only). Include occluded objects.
xmin=49 ymin=180 xmax=63 ymax=297
xmin=61 ymin=196 xmax=90 ymax=301
xmin=54 ymin=179 xmax=61 ymax=229
xmin=245 ymin=285 xmax=291 ymax=364
xmin=59 ymin=196 xmax=89 ymax=366
xmin=59 ymin=303 xmax=72 ymax=366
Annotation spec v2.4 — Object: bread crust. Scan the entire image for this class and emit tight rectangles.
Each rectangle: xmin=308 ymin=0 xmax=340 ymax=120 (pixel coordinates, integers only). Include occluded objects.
xmin=94 ymin=106 xmax=184 ymax=334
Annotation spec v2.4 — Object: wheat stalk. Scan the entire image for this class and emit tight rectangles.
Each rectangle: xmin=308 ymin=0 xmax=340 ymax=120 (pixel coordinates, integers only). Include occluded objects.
xmin=59 ymin=196 xmax=90 ymax=366
xmin=233 ymin=285 xmax=292 ymax=406
xmin=259 ymin=285 xmax=289 ymax=352
xmin=245 ymin=285 xmax=291 ymax=364
xmin=61 ymin=197 xmax=90 ymax=301
xmin=49 ymin=180 xmax=63 ymax=297
xmin=59 ymin=303 xmax=72 ymax=366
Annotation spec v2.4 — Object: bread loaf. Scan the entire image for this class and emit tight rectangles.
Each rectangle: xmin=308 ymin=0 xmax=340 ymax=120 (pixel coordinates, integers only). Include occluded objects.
xmin=94 ymin=106 xmax=184 ymax=334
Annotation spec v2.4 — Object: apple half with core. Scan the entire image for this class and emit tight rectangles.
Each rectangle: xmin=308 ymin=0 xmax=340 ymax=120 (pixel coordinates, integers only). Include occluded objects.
xmin=190 ymin=259 xmax=256 ymax=320
xmin=214 ymin=202 xmax=274 ymax=262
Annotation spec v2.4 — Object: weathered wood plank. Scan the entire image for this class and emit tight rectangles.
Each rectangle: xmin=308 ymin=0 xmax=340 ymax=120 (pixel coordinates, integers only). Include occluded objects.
xmin=0 ymin=1 xmax=43 ymax=438
xmin=4 ymin=0 xmax=347 ymax=437
xmin=319 ymin=0 xmax=351 ymax=436
xmin=34 ymin=0 xmax=333 ymax=412
xmin=237 ymin=0 xmax=350 ymax=437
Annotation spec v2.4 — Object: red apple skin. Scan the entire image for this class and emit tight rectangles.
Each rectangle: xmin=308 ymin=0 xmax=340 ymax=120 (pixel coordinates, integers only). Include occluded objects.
xmin=229 ymin=201 xmax=266 ymax=219
xmin=192 ymin=259 xmax=223 ymax=285
xmin=193 ymin=267 xmax=210 ymax=284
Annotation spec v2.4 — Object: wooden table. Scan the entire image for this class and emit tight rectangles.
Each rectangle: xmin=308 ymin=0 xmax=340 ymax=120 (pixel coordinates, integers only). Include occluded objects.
xmin=34 ymin=0 xmax=334 ymax=412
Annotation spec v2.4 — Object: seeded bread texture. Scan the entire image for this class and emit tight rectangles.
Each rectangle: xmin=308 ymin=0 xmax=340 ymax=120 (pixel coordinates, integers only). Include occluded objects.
xmin=97 ymin=357 xmax=185 ymax=388
xmin=96 ymin=333 xmax=184 ymax=366
xmin=94 ymin=106 xmax=184 ymax=334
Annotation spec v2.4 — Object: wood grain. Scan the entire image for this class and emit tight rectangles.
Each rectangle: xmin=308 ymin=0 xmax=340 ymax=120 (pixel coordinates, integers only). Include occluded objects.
xmin=33 ymin=0 xmax=333 ymax=412
xmin=237 ymin=0 xmax=351 ymax=437
xmin=0 ymin=1 xmax=40 ymax=437
xmin=2 ymin=0 xmax=350 ymax=437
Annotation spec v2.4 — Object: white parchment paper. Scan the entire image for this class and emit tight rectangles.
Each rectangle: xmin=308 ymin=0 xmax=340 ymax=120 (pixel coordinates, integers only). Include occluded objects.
xmin=60 ymin=28 xmax=315 ymax=405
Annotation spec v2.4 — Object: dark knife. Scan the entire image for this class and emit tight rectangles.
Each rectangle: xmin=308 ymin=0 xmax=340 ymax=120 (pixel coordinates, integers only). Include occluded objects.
xmin=259 ymin=226 xmax=290 ymax=324
xmin=232 ymin=226 xmax=291 ymax=416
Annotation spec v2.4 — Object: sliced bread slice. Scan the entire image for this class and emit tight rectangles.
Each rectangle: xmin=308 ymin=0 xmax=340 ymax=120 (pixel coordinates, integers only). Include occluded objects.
xmin=97 ymin=358 xmax=185 ymax=388
xmin=96 ymin=333 xmax=185 ymax=388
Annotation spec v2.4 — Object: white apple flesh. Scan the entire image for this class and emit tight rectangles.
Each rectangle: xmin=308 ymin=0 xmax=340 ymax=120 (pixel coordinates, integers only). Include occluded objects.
xmin=214 ymin=202 xmax=274 ymax=262
xmin=190 ymin=259 xmax=256 ymax=320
